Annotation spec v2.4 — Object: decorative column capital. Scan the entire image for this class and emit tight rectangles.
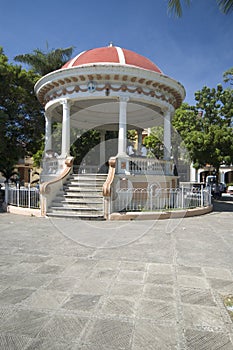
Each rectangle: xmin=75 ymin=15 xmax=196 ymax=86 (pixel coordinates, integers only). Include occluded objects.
xmin=60 ymin=98 xmax=72 ymax=108
xmin=119 ymin=96 xmax=129 ymax=103
xmin=162 ymin=105 xmax=175 ymax=116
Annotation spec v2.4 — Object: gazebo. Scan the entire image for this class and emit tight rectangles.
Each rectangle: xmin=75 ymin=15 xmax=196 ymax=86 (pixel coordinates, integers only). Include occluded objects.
xmin=35 ymin=44 xmax=186 ymax=219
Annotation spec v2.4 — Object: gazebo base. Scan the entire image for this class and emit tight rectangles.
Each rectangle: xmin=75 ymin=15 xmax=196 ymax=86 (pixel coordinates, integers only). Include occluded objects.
xmin=109 ymin=205 xmax=213 ymax=220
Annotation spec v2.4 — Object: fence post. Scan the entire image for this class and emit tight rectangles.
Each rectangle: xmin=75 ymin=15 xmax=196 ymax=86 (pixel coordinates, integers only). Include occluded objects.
xmin=17 ymin=183 xmax=20 ymax=207
xmin=201 ymin=185 xmax=204 ymax=207
xmin=28 ymin=183 xmax=31 ymax=208
xmin=181 ymin=185 xmax=184 ymax=209
xmin=5 ymin=182 xmax=9 ymax=205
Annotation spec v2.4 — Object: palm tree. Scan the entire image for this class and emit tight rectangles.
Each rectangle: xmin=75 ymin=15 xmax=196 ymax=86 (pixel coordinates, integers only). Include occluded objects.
xmin=14 ymin=45 xmax=75 ymax=76
xmin=168 ymin=0 xmax=233 ymax=17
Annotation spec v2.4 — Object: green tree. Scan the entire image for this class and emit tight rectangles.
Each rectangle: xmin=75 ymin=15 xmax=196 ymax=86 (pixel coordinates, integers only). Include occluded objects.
xmin=223 ymin=67 xmax=233 ymax=85
xmin=11 ymin=45 xmax=74 ymax=168
xmin=0 ymin=48 xmax=44 ymax=180
xmin=71 ymin=130 xmax=101 ymax=166
xmin=14 ymin=45 xmax=74 ymax=75
xmin=167 ymin=0 xmax=233 ymax=16
xmin=143 ymin=126 xmax=164 ymax=158
xmin=172 ymin=84 xmax=233 ymax=172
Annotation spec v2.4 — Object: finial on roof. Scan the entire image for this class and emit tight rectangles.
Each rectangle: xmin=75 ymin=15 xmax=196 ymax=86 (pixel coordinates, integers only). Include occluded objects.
xmin=109 ymin=41 xmax=114 ymax=47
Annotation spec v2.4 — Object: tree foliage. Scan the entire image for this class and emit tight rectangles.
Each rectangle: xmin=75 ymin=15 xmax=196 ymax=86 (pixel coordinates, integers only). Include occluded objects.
xmin=0 ymin=45 xmax=75 ymax=180
xmin=14 ymin=45 xmax=74 ymax=75
xmin=172 ymin=84 xmax=233 ymax=171
xmin=0 ymin=48 xmax=44 ymax=179
xmin=223 ymin=67 xmax=233 ymax=85
xmin=167 ymin=0 xmax=233 ymax=16
xmin=71 ymin=130 xmax=101 ymax=166
xmin=143 ymin=127 xmax=164 ymax=158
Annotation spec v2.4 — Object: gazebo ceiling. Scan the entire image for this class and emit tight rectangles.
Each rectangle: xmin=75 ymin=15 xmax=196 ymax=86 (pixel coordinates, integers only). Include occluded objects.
xmin=51 ymin=99 xmax=164 ymax=130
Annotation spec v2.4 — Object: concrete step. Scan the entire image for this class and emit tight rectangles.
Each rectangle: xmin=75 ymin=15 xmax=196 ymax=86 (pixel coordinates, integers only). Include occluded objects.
xmin=64 ymin=187 xmax=102 ymax=196
xmin=46 ymin=212 xmax=105 ymax=220
xmin=47 ymin=173 xmax=107 ymax=219
xmin=48 ymin=207 xmax=104 ymax=216
xmin=61 ymin=197 xmax=103 ymax=203
xmin=51 ymin=202 xmax=103 ymax=208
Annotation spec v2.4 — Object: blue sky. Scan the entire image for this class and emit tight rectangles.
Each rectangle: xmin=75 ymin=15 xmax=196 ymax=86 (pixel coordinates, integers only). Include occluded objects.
xmin=0 ymin=0 xmax=232 ymax=105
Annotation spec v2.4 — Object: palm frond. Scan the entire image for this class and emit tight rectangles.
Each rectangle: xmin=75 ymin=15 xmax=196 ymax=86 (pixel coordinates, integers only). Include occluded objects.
xmin=167 ymin=0 xmax=190 ymax=17
xmin=216 ymin=0 xmax=233 ymax=14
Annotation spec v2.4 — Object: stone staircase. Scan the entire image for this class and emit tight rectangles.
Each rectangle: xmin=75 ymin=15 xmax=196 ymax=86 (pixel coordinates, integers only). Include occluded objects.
xmin=47 ymin=173 xmax=107 ymax=220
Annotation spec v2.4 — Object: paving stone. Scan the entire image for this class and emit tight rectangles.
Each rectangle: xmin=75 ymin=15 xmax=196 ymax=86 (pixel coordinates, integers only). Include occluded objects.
xmin=19 ymin=255 xmax=50 ymax=264
xmin=83 ymin=318 xmax=134 ymax=350
xmin=100 ymin=297 xmax=136 ymax=317
xmin=203 ymin=267 xmax=233 ymax=280
xmin=146 ymin=273 xmax=174 ymax=285
xmin=119 ymin=261 xmax=147 ymax=271
xmin=34 ymin=264 xmax=65 ymax=275
xmin=110 ymin=282 xmax=143 ymax=298
xmin=143 ymin=284 xmax=175 ymax=302
xmin=117 ymin=270 xmax=145 ymax=283
xmin=184 ymin=329 xmax=233 ymax=350
xmin=0 ymin=308 xmax=15 ymax=324
xmin=62 ymin=260 xmax=97 ymax=277
xmin=78 ymin=278 xmax=111 ymax=294
xmin=177 ymin=265 xmax=204 ymax=277
xmin=177 ymin=275 xmax=209 ymax=289
xmin=94 ymin=260 xmax=120 ymax=270
xmin=0 ymin=333 xmax=32 ymax=350
xmin=132 ymin=320 xmax=177 ymax=350
xmin=46 ymin=276 xmax=80 ymax=292
xmin=208 ymin=278 xmax=233 ymax=293
xmin=147 ymin=263 xmax=173 ymax=274
xmin=137 ymin=298 xmax=176 ymax=322
xmin=180 ymin=288 xmax=217 ymax=306
xmin=24 ymin=337 xmax=75 ymax=350
xmin=0 ymin=309 xmax=50 ymax=337
xmin=23 ymin=289 xmax=68 ymax=310
xmin=182 ymin=304 xmax=225 ymax=328
xmin=38 ymin=314 xmax=88 ymax=341
xmin=0 ymin=287 xmax=35 ymax=305
xmin=62 ymin=294 xmax=101 ymax=312
xmin=0 ymin=274 xmax=27 ymax=287
xmin=6 ymin=262 xmax=41 ymax=274
xmin=45 ymin=256 xmax=77 ymax=266
xmin=14 ymin=274 xmax=52 ymax=289
xmin=89 ymin=268 xmax=117 ymax=280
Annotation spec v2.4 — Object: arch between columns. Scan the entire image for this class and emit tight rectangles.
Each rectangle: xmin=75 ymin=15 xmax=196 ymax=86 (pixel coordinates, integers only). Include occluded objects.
xmin=44 ymin=96 xmax=173 ymax=169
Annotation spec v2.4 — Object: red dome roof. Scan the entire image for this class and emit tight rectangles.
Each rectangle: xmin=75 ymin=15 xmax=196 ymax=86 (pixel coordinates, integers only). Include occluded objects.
xmin=62 ymin=45 xmax=163 ymax=74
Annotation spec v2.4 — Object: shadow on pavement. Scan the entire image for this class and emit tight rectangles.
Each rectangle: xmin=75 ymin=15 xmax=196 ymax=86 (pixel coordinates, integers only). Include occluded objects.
xmin=213 ymin=195 xmax=233 ymax=212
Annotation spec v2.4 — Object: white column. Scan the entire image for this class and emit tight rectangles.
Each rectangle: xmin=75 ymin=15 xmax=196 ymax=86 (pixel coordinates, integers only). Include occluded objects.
xmin=61 ymin=99 xmax=70 ymax=157
xmin=163 ymin=107 xmax=173 ymax=160
xmin=118 ymin=97 xmax=129 ymax=156
xmin=100 ymin=130 xmax=106 ymax=165
xmin=190 ymin=163 xmax=197 ymax=182
xmin=137 ymin=129 xmax=143 ymax=153
xmin=45 ymin=113 xmax=52 ymax=151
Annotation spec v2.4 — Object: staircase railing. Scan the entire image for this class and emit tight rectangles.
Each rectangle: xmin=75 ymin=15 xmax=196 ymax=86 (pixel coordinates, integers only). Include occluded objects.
xmin=103 ymin=157 xmax=116 ymax=219
xmin=40 ymin=157 xmax=74 ymax=216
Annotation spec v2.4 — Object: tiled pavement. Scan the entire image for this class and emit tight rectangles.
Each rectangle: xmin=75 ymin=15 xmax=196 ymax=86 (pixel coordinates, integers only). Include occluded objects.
xmin=0 ymin=198 xmax=233 ymax=349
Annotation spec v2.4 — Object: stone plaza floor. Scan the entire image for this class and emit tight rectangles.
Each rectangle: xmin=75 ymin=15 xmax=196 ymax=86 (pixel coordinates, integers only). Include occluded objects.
xmin=0 ymin=197 xmax=233 ymax=349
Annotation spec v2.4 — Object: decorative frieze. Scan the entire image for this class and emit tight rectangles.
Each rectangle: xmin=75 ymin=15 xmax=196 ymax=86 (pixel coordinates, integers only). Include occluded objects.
xmin=43 ymin=80 xmax=178 ymax=107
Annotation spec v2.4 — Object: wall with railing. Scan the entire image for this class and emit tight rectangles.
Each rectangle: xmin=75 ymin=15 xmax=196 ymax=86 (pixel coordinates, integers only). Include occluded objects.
xmin=116 ymin=156 xmax=174 ymax=175
xmin=111 ymin=185 xmax=211 ymax=213
xmin=70 ymin=157 xmax=174 ymax=176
